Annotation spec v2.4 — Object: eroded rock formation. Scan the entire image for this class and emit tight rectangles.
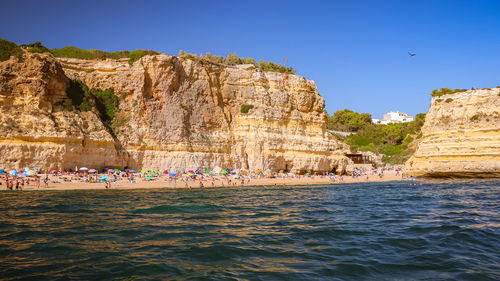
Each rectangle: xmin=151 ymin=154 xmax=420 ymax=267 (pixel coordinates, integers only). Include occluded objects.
xmin=0 ymin=52 xmax=351 ymax=173
xmin=405 ymin=89 xmax=500 ymax=177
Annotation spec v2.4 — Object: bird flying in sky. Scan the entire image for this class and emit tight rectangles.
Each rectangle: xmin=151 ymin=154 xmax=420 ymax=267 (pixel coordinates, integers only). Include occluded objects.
xmin=408 ymin=52 xmax=416 ymax=56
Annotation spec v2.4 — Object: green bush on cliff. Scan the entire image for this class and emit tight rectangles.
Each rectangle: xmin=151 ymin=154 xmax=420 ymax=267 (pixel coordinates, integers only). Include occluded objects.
xmin=20 ymin=41 xmax=51 ymax=54
xmin=240 ymin=104 xmax=254 ymax=113
xmin=65 ymin=80 xmax=120 ymax=126
xmin=0 ymin=38 xmax=23 ymax=61
xmin=327 ymin=109 xmax=372 ymax=132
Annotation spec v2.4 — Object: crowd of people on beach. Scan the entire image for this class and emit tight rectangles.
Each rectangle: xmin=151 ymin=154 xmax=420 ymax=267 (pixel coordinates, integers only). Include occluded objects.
xmin=1 ymin=165 xmax=406 ymax=190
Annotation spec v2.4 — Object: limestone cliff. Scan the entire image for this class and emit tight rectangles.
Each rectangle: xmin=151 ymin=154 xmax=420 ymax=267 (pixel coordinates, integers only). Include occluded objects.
xmin=405 ymin=89 xmax=500 ymax=177
xmin=0 ymin=52 xmax=351 ymax=173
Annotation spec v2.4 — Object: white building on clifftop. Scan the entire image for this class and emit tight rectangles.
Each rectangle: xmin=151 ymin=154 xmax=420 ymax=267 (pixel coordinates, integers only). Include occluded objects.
xmin=372 ymin=111 xmax=414 ymax=125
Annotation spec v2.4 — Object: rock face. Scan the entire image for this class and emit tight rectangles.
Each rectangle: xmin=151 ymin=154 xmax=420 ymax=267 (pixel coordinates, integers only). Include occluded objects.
xmin=0 ymin=53 xmax=351 ymax=173
xmin=405 ymin=89 xmax=500 ymax=177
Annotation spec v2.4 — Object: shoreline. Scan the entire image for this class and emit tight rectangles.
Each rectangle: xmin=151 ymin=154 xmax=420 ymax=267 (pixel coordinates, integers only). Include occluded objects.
xmin=3 ymin=173 xmax=406 ymax=191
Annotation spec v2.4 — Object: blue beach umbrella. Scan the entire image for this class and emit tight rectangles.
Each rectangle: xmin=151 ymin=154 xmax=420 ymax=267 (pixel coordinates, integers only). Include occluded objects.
xmin=129 ymin=170 xmax=135 ymax=173
xmin=32 ymin=167 xmax=40 ymax=170
xmin=101 ymin=175 xmax=109 ymax=181
xmin=169 ymin=173 xmax=176 ymax=177
xmin=9 ymin=170 xmax=18 ymax=176
xmin=0 ymin=169 xmax=4 ymax=174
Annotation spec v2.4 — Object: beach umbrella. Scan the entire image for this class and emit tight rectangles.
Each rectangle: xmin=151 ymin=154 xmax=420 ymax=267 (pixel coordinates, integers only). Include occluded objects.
xmin=233 ymin=174 xmax=239 ymax=179
xmin=19 ymin=173 xmax=27 ymax=177
xmin=306 ymin=172 xmax=311 ymax=175
xmin=169 ymin=173 xmax=176 ymax=177
xmin=256 ymin=169 xmax=261 ymax=173
xmin=221 ymin=170 xmax=228 ymax=174
xmin=27 ymin=170 xmax=35 ymax=176
xmin=242 ymin=170 xmax=247 ymax=175
xmin=32 ymin=167 xmax=39 ymax=170
xmin=205 ymin=169 xmax=211 ymax=173
xmin=141 ymin=170 xmax=147 ymax=173
xmin=187 ymin=170 xmax=195 ymax=174
xmin=79 ymin=167 xmax=88 ymax=171
xmin=146 ymin=176 xmax=153 ymax=180
xmin=188 ymin=173 xmax=195 ymax=176
xmin=0 ymin=169 xmax=4 ymax=174
xmin=129 ymin=170 xmax=135 ymax=173
xmin=50 ymin=170 xmax=57 ymax=173
xmin=113 ymin=169 xmax=120 ymax=172
xmin=171 ymin=170 xmax=177 ymax=174
xmin=89 ymin=169 xmax=96 ymax=173
xmin=148 ymin=171 xmax=154 ymax=175
xmin=9 ymin=170 xmax=18 ymax=176
xmin=163 ymin=170 xmax=169 ymax=174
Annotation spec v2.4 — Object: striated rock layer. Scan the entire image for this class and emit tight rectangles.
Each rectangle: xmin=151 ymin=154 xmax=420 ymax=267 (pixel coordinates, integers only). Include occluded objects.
xmin=0 ymin=53 xmax=351 ymax=173
xmin=405 ymin=89 xmax=500 ymax=177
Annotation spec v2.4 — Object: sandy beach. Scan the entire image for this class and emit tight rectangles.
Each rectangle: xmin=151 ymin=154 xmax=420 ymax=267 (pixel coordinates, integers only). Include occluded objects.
xmin=7 ymin=170 xmax=405 ymax=191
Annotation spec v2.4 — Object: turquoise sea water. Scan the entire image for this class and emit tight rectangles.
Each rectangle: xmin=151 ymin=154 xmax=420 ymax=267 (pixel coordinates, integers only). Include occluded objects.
xmin=0 ymin=181 xmax=499 ymax=280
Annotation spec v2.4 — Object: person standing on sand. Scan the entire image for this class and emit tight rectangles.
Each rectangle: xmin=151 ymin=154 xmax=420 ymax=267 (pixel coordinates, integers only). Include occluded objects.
xmin=199 ymin=181 xmax=204 ymax=188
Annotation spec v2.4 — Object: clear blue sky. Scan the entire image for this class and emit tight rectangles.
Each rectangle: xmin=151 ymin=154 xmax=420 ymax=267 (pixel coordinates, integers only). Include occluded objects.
xmin=2 ymin=0 xmax=500 ymax=118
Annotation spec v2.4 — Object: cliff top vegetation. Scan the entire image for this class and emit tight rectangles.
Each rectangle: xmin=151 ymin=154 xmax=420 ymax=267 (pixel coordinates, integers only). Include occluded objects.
xmin=0 ymin=38 xmax=23 ymax=61
xmin=327 ymin=109 xmax=426 ymax=164
xmin=0 ymin=38 xmax=296 ymax=74
xmin=178 ymin=50 xmax=296 ymax=74
xmin=431 ymin=88 xmax=468 ymax=97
